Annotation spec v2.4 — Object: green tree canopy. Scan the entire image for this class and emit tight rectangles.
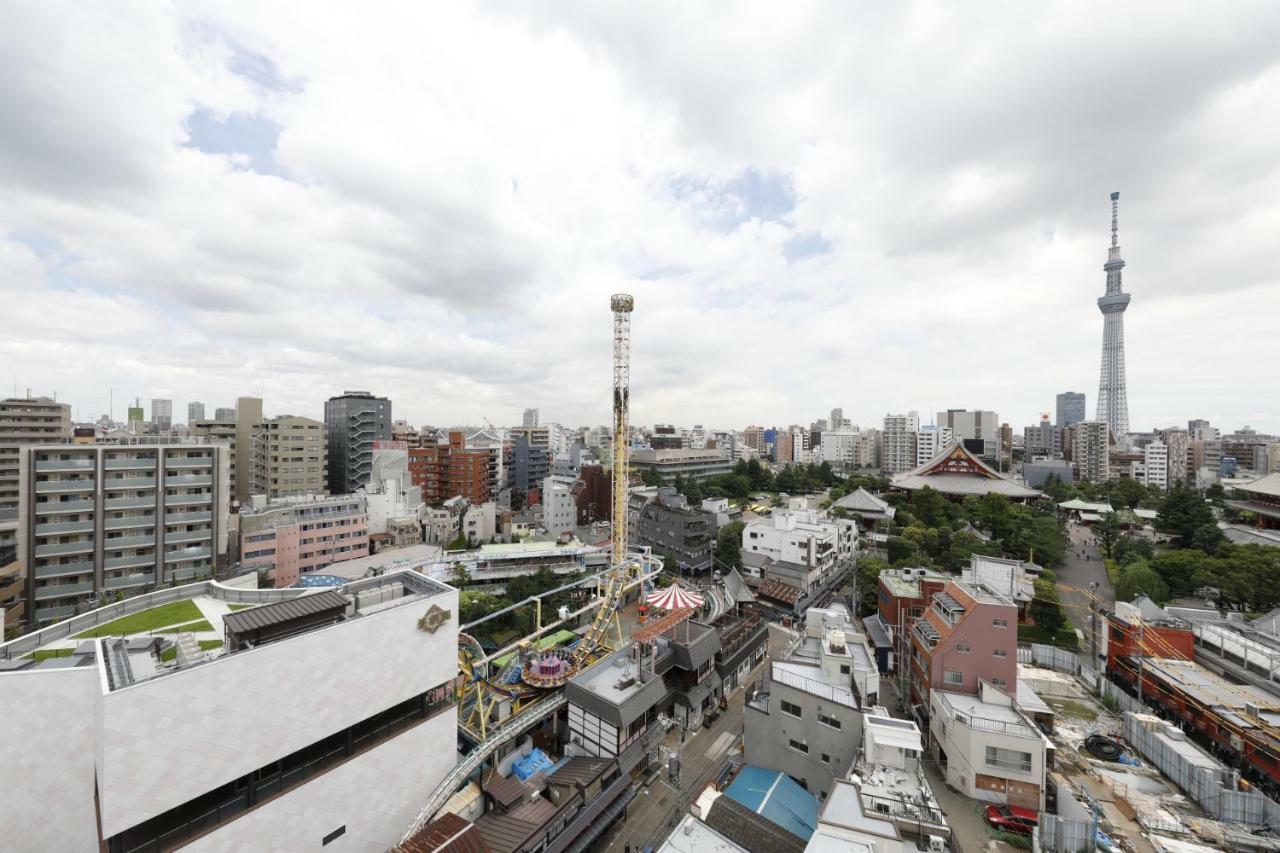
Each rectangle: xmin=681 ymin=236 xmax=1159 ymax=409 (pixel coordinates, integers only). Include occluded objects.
xmin=1030 ymin=578 xmax=1066 ymax=634
xmin=1114 ymin=559 xmax=1170 ymax=605
xmin=716 ymin=521 xmax=746 ymax=571
xmin=1157 ymin=487 xmax=1221 ymax=552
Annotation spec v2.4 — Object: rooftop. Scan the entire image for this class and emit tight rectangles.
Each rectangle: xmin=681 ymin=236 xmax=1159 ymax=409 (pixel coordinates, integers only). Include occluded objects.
xmin=804 ymin=780 xmax=896 ymax=853
xmin=722 ymin=766 xmax=819 ymax=842
xmin=656 ymin=816 xmax=748 ymax=853
xmin=934 ymin=689 xmax=1040 ymax=739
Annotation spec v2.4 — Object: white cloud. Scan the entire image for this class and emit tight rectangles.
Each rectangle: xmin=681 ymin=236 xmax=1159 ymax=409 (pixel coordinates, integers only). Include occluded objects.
xmin=1 ymin=1 xmax=1278 ymax=433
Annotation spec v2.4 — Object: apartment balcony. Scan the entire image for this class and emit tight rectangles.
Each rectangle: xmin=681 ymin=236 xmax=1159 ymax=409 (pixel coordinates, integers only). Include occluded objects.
xmin=35 ymin=540 xmax=96 ymax=558
xmin=34 ymin=561 xmax=94 ymax=580
xmin=104 ymin=456 xmax=157 ymax=471
xmin=913 ymin=619 xmax=941 ymax=649
xmin=104 ymin=515 xmax=155 ymax=531
xmin=104 ymin=476 xmax=157 ymax=490
xmin=165 ymin=529 xmax=211 ymax=545
xmin=34 ymin=580 xmax=96 ymax=601
xmin=104 ymin=573 xmax=155 ymax=591
xmin=34 ymin=603 xmax=78 ymax=622
xmin=35 ymin=498 xmax=97 ymax=515
xmin=35 ymin=458 xmax=95 ymax=472
xmin=164 ymin=474 xmax=212 ymax=487
xmin=34 ymin=520 xmax=94 ymax=536
xmin=165 ymin=546 xmax=211 ymax=563
xmin=104 ymin=497 xmax=156 ymax=511
xmin=104 ymin=534 xmax=156 ymax=549
xmin=164 ymin=493 xmax=212 ymax=507
xmin=105 ymin=553 xmax=156 ymax=571
xmin=35 ymin=479 xmax=95 ymax=494
xmin=165 ymin=455 xmax=213 ymax=468
xmin=164 ymin=511 xmax=211 ymax=525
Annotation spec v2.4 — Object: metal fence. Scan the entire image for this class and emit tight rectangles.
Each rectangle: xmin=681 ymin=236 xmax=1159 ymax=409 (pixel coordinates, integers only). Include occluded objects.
xmin=1098 ymin=679 xmax=1148 ymax=716
xmin=1039 ymin=813 xmax=1096 ymax=852
xmin=1121 ymin=712 xmax=1280 ymax=828
xmin=1018 ymin=642 xmax=1082 ymax=675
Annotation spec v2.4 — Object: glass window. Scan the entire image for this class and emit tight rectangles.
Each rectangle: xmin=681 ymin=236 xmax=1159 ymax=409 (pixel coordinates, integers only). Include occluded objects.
xmin=944 ymin=670 xmax=963 ymax=685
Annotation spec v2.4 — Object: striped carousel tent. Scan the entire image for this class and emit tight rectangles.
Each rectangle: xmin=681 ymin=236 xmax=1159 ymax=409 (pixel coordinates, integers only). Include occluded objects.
xmin=645 ymin=582 xmax=704 ymax=612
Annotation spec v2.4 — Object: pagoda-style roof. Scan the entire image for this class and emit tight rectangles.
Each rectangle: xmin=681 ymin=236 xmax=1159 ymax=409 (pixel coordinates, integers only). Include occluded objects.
xmin=832 ymin=487 xmax=896 ymax=518
xmin=891 ymin=442 xmax=1042 ymax=500
xmin=1238 ymin=472 xmax=1280 ymax=499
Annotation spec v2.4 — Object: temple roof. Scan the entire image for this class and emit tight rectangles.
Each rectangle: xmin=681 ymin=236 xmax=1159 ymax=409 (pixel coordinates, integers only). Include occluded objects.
xmin=891 ymin=442 xmax=1042 ymax=500
xmin=832 ymin=487 xmax=895 ymax=517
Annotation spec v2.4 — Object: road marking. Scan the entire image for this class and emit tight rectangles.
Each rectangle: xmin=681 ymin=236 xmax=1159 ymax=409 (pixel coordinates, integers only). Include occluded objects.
xmin=706 ymin=731 xmax=733 ymax=758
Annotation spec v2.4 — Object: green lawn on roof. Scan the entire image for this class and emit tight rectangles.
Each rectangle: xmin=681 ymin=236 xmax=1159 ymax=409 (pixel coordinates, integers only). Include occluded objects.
xmin=227 ymin=604 xmax=256 ymax=611
xmin=74 ymin=600 xmax=203 ymax=638
xmin=159 ymin=639 xmax=223 ymax=663
xmin=29 ymin=647 xmax=75 ymax=662
xmin=157 ymin=620 xmax=213 ymax=634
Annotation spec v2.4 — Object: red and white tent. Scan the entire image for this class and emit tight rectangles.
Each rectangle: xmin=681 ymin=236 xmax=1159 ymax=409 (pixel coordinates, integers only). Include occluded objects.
xmin=645 ymin=583 xmax=704 ymax=612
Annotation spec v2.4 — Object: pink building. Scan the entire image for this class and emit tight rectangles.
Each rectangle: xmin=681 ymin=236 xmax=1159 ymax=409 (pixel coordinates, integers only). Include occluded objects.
xmin=909 ymin=579 xmax=1018 ymax=708
xmin=240 ymin=495 xmax=370 ymax=588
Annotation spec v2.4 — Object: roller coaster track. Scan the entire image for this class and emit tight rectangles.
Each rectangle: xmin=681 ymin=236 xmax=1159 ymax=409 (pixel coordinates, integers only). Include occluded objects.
xmin=402 ymin=693 xmax=569 ymax=843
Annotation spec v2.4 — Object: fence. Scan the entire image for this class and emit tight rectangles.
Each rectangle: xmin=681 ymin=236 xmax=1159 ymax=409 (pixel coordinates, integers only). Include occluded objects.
xmin=0 ymin=579 xmax=310 ymax=659
xmin=1039 ymin=813 xmax=1096 ymax=852
xmin=1098 ymin=679 xmax=1148 ymax=716
xmin=1121 ymin=712 xmax=1280 ymax=828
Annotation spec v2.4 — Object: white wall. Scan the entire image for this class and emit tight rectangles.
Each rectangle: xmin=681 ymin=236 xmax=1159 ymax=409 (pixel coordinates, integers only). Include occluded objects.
xmin=185 ymin=709 xmax=457 ymax=853
xmin=0 ymin=667 xmax=100 ymax=852
xmin=97 ymin=585 xmax=458 ymax=838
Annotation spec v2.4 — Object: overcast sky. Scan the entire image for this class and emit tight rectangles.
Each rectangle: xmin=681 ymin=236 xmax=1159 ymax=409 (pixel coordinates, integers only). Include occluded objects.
xmin=2 ymin=3 xmax=1278 ymax=434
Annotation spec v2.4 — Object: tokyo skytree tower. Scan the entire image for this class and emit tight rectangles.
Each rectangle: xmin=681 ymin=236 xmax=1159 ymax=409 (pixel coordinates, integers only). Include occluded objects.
xmin=1095 ymin=191 xmax=1130 ymax=437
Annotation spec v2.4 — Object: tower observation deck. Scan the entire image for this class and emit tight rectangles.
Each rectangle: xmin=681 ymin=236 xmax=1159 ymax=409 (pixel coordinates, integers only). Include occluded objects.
xmin=1095 ymin=191 xmax=1131 ymax=437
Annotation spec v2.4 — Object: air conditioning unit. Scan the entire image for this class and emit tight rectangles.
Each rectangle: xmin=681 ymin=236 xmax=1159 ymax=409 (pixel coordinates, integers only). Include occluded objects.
xmin=928 ymin=835 xmax=946 ymax=853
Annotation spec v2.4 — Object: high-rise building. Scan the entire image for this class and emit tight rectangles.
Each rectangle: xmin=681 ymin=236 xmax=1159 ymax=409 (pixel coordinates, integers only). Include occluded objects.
xmin=829 ymin=408 xmax=850 ymax=431
xmin=324 ymin=391 xmax=392 ymax=495
xmin=1072 ymin=421 xmax=1110 ymax=483
xmin=935 ymin=409 xmax=998 ymax=460
xmin=522 ymin=408 xmax=539 ymax=428
xmin=233 ymin=396 xmax=263 ymax=506
xmin=150 ymin=399 xmax=172 ymax=432
xmin=1024 ymin=416 xmax=1062 ymax=458
xmin=0 ymin=397 xmax=72 ymax=622
xmin=1158 ymin=428 xmax=1189 ymax=487
xmin=915 ymin=425 xmax=953 ymax=467
xmin=1056 ymin=392 xmax=1086 ymax=428
xmin=16 ymin=441 xmax=229 ymax=625
xmin=742 ymin=425 xmax=764 ymax=451
xmin=214 ymin=406 xmax=235 ymax=421
xmin=882 ymin=412 xmax=920 ymax=474
xmin=1142 ymin=439 xmax=1169 ymax=491
xmin=127 ymin=400 xmax=145 ymax=435
xmin=187 ymin=401 xmax=205 ymax=425
xmin=257 ymin=416 xmax=328 ymax=499
xmin=1095 ymin=192 xmax=1131 ymax=437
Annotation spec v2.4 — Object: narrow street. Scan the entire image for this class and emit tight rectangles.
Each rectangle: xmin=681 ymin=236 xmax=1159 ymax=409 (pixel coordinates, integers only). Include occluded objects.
xmin=1055 ymin=522 xmax=1113 ymax=666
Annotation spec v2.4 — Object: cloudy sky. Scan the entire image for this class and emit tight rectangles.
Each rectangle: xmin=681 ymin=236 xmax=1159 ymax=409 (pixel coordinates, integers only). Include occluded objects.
xmin=2 ymin=2 xmax=1278 ymax=434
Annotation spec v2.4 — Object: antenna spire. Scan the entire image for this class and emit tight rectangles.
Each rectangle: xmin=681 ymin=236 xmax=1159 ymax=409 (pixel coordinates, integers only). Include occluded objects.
xmin=1110 ymin=191 xmax=1120 ymax=248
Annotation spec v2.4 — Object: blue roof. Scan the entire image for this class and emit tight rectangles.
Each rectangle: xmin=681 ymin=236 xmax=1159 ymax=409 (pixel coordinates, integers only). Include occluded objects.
xmin=294 ymin=574 xmax=346 ymax=588
xmin=723 ymin=766 xmax=818 ymax=841
xmin=511 ymin=748 xmax=554 ymax=781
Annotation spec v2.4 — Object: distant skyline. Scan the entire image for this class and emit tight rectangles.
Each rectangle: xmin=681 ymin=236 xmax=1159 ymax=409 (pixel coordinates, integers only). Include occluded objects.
xmin=2 ymin=4 xmax=1278 ymax=432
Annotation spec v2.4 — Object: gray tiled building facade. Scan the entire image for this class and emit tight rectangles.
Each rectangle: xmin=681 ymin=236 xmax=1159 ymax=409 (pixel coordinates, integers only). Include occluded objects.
xmin=324 ymin=391 xmax=391 ymax=495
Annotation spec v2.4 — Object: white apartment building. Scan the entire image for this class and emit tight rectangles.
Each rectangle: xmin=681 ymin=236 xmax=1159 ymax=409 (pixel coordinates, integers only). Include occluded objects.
xmin=1142 ymin=439 xmax=1169 ymax=490
xmin=17 ymin=441 xmax=230 ymax=626
xmin=930 ymin=681 xmax=1052 ymax=811
xmin=820 ymin=429 xmax=877 ymax=468
xmin=0 ymin=570 xmax=458 ymax=852
xmin=1072 ymin=421 xmax=1110 ymax=483
xmin=915 ymin=425 xmax=954 ymax=467
xmin=543 ymin=476 xmax=577 ymax=535
xmin=741 ymin=509 xmax=855 ymax=595
xmin=363 ymin=444 xmax=424 ymax=537
xmin=882 ymin=412 xmax=920 ymax=474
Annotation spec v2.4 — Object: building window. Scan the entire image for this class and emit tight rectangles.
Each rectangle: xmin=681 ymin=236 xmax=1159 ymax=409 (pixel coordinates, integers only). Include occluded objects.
xmin=944 ymin=670 xmax=963 ymax=685
xmin=820 ymin=753 xmax=831 ymax=765
xmin=993 ymin=648 xmax=1008 ymax=658
xmin=993 ymin=618 xmax=1008 ymax=628
xmin=839 ymin=664 xmax=851 ymax=674
xmin=956 ymin=643 xmax=971 ymax=653
xmin=788 ymin=739 xmax=809 ymax=754
xmin=985 ymin=745 xmax=1032 ymax=774
xmin=818 ymin=712 xmax=841 ymax=730
xmin=991 ymin=678 xmax=1007 ymax=687
xmin=780 ymin=700 xmax=802 ymax=719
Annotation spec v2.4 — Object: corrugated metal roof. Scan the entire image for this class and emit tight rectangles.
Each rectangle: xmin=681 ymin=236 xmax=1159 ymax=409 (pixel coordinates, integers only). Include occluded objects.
xmin=223 ymin=589 xmax=350 ymax=634
xmin=394 ymin=812 xmax=492 ymax=853
xmin=484 ymin=774 xmax=533 ymax=809
xmin=546 ymin=756 xmax=612 ymax=789
xmin=705 ymin=795 xmax=807 ymax=853
xmin=473 ymin=813 xmax=539 ymax=853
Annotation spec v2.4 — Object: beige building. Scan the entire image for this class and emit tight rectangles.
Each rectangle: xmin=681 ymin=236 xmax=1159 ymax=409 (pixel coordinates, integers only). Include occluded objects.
xmin=257 ymin=415 xmax=327 ymax=499
xmin=1072 ymin=420 xmax=1110 ymax=483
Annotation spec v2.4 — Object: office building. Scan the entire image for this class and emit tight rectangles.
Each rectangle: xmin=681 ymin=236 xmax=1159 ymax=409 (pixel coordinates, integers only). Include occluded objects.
xmin=629 ymin=448 xmax=732 ymax=483
xmin=127 ymin=400 xmax=144 ymax=435
xmin=829 ymin=408 xmax=850 ymax=431
xmin=241 ymin=494 xmax=369 ymax=587
xmin=915 ymin=424 xmax=953 ymax=467
xmin=0 ymin=570 xmax=458 ymax=852
xmin=1023 ymin=416 xmax=1062 ymax=458
xmin=522 ymin=408 xmax=539 ymax=428
xmin=233 ymin=396 xmax=263 ymax=506
xmin=882 ymin=412 xmax=919 ymax=474
xmin=214 ymin=406 xmax=235 ymax=421
xmin=1056 ymin=392 xmax=1086 ymax=428
xmin=629 ymin=487 xmax=715 ymax=573
xmin=16 ymin=441 xmax=229 ymax=625
xmin=257 ymin=415 xmax=328 ymax=499
xmin=935 ymin=409 xmax=999 ymax=460
xmin=1072 ymin=421 xmax=1110 ymax=484
xmin=187 ymin=401 xmax=205 ymax=425
xmin=1142 ymin=439 xmax=1169 ymax=490
xmin=325 ymin=391 xmax=392 ymax=495
xmin=150 ymin=398 xmax=172 ymax=432
xmin=1095 ymin=192 xmax=1132 ymax=437
xmin=542 ymin=476 xmax=577 ymax=537
xmin=189 ymin=415 xmax=239 ymax=502
xmin=1158 ymin=428 xmax=1189 ymax=487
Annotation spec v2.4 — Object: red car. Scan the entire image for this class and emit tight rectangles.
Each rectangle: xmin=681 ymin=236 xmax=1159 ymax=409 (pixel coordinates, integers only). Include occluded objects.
xmin=983 ymin=804 xmax=1039 ymax=835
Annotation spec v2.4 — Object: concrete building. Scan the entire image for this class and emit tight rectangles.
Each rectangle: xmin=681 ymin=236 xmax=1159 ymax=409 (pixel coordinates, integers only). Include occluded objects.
xmin=150 ymin=398 xmax=172 ymax=433
xmin=542 ymin=476 xmax=577 ymax=537
xmin=0 ymin=396 xmax=72 ymax=578
xmin=907 ymin=579 xmax=1018 ymax=708
xmin=324 ymin=391 xmax=392 ymax=495
xmin=362 ymin=444 xmax=424 ymax=543
xmin=1023 ymin=459 xmax=1074 ymax=489
xmin=1056 ymin=392 xmax=1086 ymax=428
xmin=915 ymin=425 xmax=953 ymax=467
xmin=1072 ymin=420 xmax=1110 ymax=483
xmin=628 ymin=487 xmax=715 ymax=574
xmin=745 ymin=604 xmax=879 ymax=799
xmin=1023 ymin=416 xmax=1062 ymax=458
xmin=213 ymin=406 xmax=235 ymax=421
xmin=0 ymin=570 xmax=458 ymax=852
xmin=510 ymin=434 xmax=550 ymax=501
xmin=127 ymin=401 xmax=144 ymax=435
xmin=936 ymin=409 xmax=999 ymax=461
xmin=16 ymin=441 xmax=229 ymax=625
xmin=871 ymin=567 xmax=951 ymax=673
xmin=882 ymin=412 xmax=919 ymax=474
xmin=258 ymin=415 xmax=328 ymax=499
xmin=186 ymin=401 xmax=205 ymax=425
xmin=233 ymin=396 xmax=263 ymax=506
xmin=930 ymin=681 xmax=1051 ymax=811
xmin=522 ymin=407 xmax=539 ymax=428
xmin=240 ymin=494 xmax=369 ymax=587
xmin=630 ymin=448 xmax=733 ymax=483
xmin=1142 ymin=439 xmax=1169 ymax=490
xmin=742 ymin=510 xmax=855 ymax=614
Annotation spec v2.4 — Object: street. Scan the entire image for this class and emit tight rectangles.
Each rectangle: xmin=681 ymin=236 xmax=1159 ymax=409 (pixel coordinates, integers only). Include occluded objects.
xmin=1055 ymin=522 xmax=1114 ymax=665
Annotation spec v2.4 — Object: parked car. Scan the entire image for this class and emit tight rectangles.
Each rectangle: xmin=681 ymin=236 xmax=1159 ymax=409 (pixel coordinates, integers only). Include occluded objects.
xmin=983 ymin=804 xmax=1038 ymax=835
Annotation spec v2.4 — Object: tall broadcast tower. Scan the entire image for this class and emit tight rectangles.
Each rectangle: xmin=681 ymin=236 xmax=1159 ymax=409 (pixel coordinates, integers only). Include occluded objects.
xmin=1095 ymin=191 xmax=1131 ymax=437
xmin=610 ymin=293 xmax=634 ymax=568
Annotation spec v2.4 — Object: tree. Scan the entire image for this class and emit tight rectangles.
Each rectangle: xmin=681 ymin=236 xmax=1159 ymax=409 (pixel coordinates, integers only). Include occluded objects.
xmin=716 ymin=521 xmax=746 ymax=571
xmin=855 ymin=556 xmax=889 ymax=616
xmin=1041 ymin=474 xmax=1072 ymax=502
xmin=1157 ymin=487 xmax=1220 ymax=551
xmin=886 ymin=536 xmax=918 ymax=565
xmin=745 ymin=458 xmax=772 ymax=492
xmin=640 ymin=468 xmax=665 ymax=487
xmin=1114 ymin=534 xmax=1154 ymax=566
xmin=1109 ymin=478 xmax=1147 ymax=509
xmin=1114 ymin=559 xmax=1170 ymax=605
xmin=447 ymin=531 xmax=469 ymax=551
xmin=1150 ymin=549 xmax=1209 ymax=598
xmin=1094 ymin=512 xmax=1122 ymax=558
xmin=912 ymin=487 xmax=953 ymax=529
xmin=459 ymin=590 xmax=510 ymax=625
xmin=1030 ymin=578 xmax=1066 ymax=634
xmin=450 ymin=563 xmax=473 ymax=587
